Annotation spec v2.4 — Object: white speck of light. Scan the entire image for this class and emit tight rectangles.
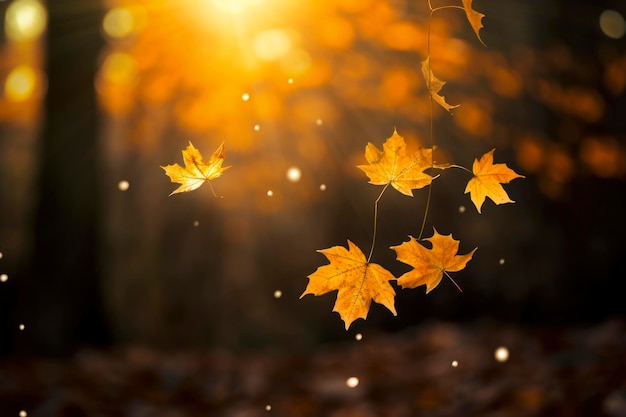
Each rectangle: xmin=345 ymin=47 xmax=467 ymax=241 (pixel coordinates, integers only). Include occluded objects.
xmin=286 ymin=167 xmax=301 ymax=182
xmin=458 ymin=205 xmax=466 ymax=213
xmin=193 ymin=220 xmax=200 ymax=227
xmin=254 ymin=124 xmax=260 ymax=131
xmin=0 ymin=252 xmax=3 ymax=259
xmin=346 ymin=377 xmax=359 ymax=388
xmin=495 ymin=346 xmax=509 ymax=362
xmin=288 ymin=78 xmax=293 ymax=84
xmin=452 ymin=360 xmax=459 ymax=367
xmin=19 ymin=324 xmax=25 ymax=331
xmin=242 ymin=93 xmax=250 ymax=101
xmin=600 ymin=10 xmax=626 ymax=39
xmin=319 ymin=184 xmax=326 ymax=191
xmin=315 ymin=118 xmax=323 ymax=126
xmin=499 ymin=258 xmax=505 ymax=265
xmin=266 ymin=190 xmax=273 ymax=197
xmin=355 ymin=333 xmax=362 ymax=341
xmin=20 ymin=411 xmax=27 ymax=417
xmin=0 ymin=274 xmax=8 ymax=283
xmin=117 ymin=180 xmax=130 ymax=191
xmin=265 ymin=404 xmax=271 ymax=411
xmin=273 ymin=290 xmax=282 ymax=299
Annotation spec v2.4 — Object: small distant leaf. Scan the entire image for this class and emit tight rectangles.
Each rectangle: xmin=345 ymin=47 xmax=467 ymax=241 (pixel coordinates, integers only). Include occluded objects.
xmin=464 ymin=149 xmax=524 ymax=213
xmin=421 ymin=58 xmax=460 ymax=113
xmin=391 ymin=228 xmax=477 ymax=293
xmin=357 ymin=129 xmax=444 ymax=196
xmin=161 ymin=141 xmax=230 ymax=196
xmin=461 ymin=0 xmax=486 ymax=46
xmin=301 ymin=240 xmax=397 ymax=330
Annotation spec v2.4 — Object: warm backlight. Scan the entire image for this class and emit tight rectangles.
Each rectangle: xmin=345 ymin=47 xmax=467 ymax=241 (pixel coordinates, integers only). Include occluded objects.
xmin=5 ymin=0 xmax=47 ymax=42
xmin=5 ymin=65 xmax=37 ymax=102
xmin=211 ymin=0 xmax=264 ymax=14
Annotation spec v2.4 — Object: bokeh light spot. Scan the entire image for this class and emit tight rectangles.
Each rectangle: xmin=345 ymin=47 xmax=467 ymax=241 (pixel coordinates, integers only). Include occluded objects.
xmin=19 ymin=411 xmax=27 ymax=417
xmin=499 ymin=258 xmax=505 ymax=265
xmin=102 ymin=52 xmax=137 ymax=85
xmin=5 ymin=65 xmax=37 ymax=102
xmin=5 ymin=0 xmax=47 ymax=42
xmin=103 ymin=7 xmax=134 ymax=39
xmin=266 ymin=190 xmax=273 ymax=197
xmin=458 ymin=205 xmax=466 ymax=213
xmin=355 ymin=333 xmax=362 ymax=341
xmin=252 ymin=29 xmax=292 ymax=62
xmin=19 ymin=324 xmax=25 ymax=331
xmin=452 ymin=360 xmax=459 ymax=367
xmin=242 ymin=93 xmax=250 ymax=101
xmin=273 ymin=290 xmax=282 ymax=298
xmin=0 ymin=274 xmax=8 ymax=283
xmin=600 ymin=10 xmax=625 ymax=39
xmin=193 ymin=220 xmax=200 ymax=227
xmin=254 ymin=124 xmax=260 ymax=131
xmin=319 ymin=184 xmax=326 ymax=191
xmin=265 ymin=404 xmax=271 ymax=411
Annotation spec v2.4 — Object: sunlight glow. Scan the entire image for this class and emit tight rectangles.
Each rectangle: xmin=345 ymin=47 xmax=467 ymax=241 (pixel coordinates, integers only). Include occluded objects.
xmin=211 ymin=0 xmax=264 ymax=15
xmin=5 ymin=0 xmax=47 ymax=42
xmin=5 ymin=65 xmax=37 ymax=102
xmin=252 ymin=29 xmax=292 ymax=61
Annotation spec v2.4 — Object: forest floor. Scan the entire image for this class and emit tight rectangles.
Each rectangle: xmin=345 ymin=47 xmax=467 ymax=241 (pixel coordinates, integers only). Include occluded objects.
xmin=1 ymin=319 xmax=626 ymax=417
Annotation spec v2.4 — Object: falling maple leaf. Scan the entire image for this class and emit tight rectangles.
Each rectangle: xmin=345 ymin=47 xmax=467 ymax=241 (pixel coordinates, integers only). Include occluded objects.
xmin=391 ymin=228 xmax=477 ymax=293
xmin=301 ymin=240 xmax=397 ymax=330
xmin=357 ymin=129 xmax=444 ymax=196
xmin=461 ymin=0 xmax=486 ymax=46
xmin=161 ymin=141 xmax=230 ymax=196
xmin=421 ymin=58 xmax=460 ymax=113
xmin=464 ymin=149 xmax=524 ymax=213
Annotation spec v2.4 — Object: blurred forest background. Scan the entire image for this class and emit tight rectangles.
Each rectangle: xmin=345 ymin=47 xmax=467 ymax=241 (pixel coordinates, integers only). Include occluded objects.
xmin=0 ymin=0 xmax=625 ymax=356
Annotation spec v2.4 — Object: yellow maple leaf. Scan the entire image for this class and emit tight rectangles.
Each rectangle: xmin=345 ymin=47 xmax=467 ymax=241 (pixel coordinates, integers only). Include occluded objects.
xmin=301 ymin=240 xmax=397 ymax=330
xmin=461 ymin=0 xmax=486 ymax=46
xmin=464 ymin=149 xmax=524 ymax=213
xmin=161 ymin=141 xmax=230 ymax=196
xmin=357 ymin=129 xmax=442 ymax=196
xmin=421 ymin=58 xmax=460 ymax=113
xmin=391 ymin=228 xmax=477 ymax=293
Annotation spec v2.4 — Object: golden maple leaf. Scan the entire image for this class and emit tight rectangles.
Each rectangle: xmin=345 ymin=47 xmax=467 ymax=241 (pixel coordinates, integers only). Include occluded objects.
xmin=161 ymin=141 xmax=230 ymax=196
xmin=421 ymin=58 xmax=460 ymax=113
xmin=357 ymin=129 xmax=442 ymax=196
xmin=391 ymin=228 xmax=477 ymax=293
xmin=464 ymin=149 xmax=524 ymax=213
xmin=461 ymin=0 xmax=486 ymax=46
xmin=301 ymin=240 xmax=397 ymax=330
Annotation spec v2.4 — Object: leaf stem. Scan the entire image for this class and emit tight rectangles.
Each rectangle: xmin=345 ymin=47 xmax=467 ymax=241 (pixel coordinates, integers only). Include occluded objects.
xmin=207 ymin=180 xmax=220 ymax=198
xmin=431 ymin=5 xmax=465 ymax=13
xmin=447 ymin=164 xmax=473 ymax=174
xmin=367 ymin=183 xmax=389 ymax=263
xmin=444 ymin=271 xmax=463 ymax=292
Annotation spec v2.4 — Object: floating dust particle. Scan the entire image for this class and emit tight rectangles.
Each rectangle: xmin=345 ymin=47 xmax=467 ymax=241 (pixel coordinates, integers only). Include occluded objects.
xmin=273 ymin=290 xmax=282 ymax=298
xmin=0 ymin=274 xmax=8 ymax=282
xmin=495 ymin=346 xmax=509 ymax=362
xmin=117 ymin=180 xmax=129 ymax=191
xmin=355 ymin=333 xmax=362 ymax=341
xmin=193 ymin=220 xmax=200 ymax=227
xmin=286 ymin=167 xmax=301 ymax=182
xmin=242 ymin=93 xmax=250 ymax=101
xmin=319 ymin=184 xmax=326 ymax=191
xmin=458 ymin=205 xmax=466 ymax=213
xmin=346 ymin=377 xmax=359 ymax=388
xmin=452 ymin=360 xmax=458 ymax=367
xmin=267 ymin=190 xmax=273 ymax=197
xmin=499 ymin=258 xmax=505 ymax=265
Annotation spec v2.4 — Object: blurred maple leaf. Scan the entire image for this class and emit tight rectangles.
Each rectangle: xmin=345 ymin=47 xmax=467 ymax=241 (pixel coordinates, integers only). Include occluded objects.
xmin=421 ymin=58 xmax=460 ymax=113
xmin=357 ymin=129 xmax=443 ymax=196
xmin=161 ymin=141 xmax=230 ymax=196
xmin=464 ymin=149 xmax=524 ymax=213
xmin=461 ymin=0 xmax=486 ymax=46
xmin=391 ymin=228 xmax=477 ymax=293
xmin=301 ymin=240 xmax=397 ymax=330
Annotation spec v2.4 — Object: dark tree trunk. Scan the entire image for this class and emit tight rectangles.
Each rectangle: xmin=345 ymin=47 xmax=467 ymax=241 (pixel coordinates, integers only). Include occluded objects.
xmin=15 ymin=0 xmax=109 ymax=355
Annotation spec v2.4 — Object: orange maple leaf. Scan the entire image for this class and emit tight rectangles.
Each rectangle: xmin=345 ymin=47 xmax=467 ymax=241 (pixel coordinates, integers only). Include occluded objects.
xmin=301 ymin=240 xmax=397 ymax=330
xmin=391 ymin=228 xmax=477 ymax=293
xmin=464 ymin=149 xmax=524 ymax=213
xmin=161 ymin=141 xmax=230 ymax=196
xmin=357 ymin=129 xmax=442 ymax=196
xmin=461 ymin=0 xmax=486 ymax=46
xmin=421 ymin=58 xmax=460 ymax=113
